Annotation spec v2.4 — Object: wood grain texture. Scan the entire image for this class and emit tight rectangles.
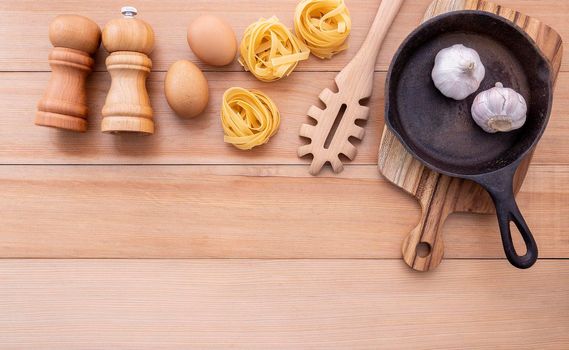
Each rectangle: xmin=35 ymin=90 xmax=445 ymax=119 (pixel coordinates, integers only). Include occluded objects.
xmin=1 ymin=0 xmax=568 ymax=73
xmin=35 ymin=48 xmax=94 ymax=132
xmin=0 ymin=260 xmax=568 ymax=349
xmin=101 ymin=52 xmax=154 ymax=134
xmin=378 ymin=0 xmax=564 ymax=271
xmin=0 ymin=1 xmax=568 ymax=346
xmin=2 ymin=71 xmax=569 ymax=164
xmin=0 ymin=164 xmax=567 ymax=259
xmin=297 ymin=0 xmax=403 ymax=175
xmin=48 ymin=14 xmax=101 ymax=55
xmin=102 ymin=11 xmax=155 ymax=55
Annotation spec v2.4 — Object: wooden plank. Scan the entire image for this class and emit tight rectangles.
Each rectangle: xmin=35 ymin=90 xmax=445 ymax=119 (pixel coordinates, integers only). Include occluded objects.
xmin=0 ymin=164 xmax=567 ymax=258
xmin=0 ymin=0 xmax=567 ymax=73
xmin=2 ymin=71 xmax=569 ymax=165
xmin=0 ymin=259 xmax=567 ymax=349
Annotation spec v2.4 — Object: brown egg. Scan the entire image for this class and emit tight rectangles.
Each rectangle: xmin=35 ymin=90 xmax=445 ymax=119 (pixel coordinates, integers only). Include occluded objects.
xmin=165 ymin=60 xmax=209 ymax=118
xmin=187 ymin=15 xmax=237 ymax=66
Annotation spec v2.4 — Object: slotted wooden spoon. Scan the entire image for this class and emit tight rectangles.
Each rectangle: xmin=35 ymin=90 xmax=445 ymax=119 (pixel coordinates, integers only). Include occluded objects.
xmin=298 ymin=0 xmax=404 ymax=175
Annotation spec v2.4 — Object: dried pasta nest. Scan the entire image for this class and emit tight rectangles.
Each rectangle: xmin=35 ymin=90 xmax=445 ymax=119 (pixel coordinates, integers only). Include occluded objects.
xmin=221 ymin=87 xmax=281 ymax=150
xmin=238 ymin=16 xmax=310 ymax=82
xmin=294 ymin=0 xmax=352 ymax=59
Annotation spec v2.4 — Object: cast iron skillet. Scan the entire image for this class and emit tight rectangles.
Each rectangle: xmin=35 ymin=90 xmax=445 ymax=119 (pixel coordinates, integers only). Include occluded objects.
xmin=385 ymin=11 xmax=553 ymax=269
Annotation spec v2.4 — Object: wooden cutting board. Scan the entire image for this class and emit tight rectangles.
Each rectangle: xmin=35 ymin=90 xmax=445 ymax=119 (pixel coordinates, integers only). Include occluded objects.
xmin=378 ymin=0 xmax=563 ymax=272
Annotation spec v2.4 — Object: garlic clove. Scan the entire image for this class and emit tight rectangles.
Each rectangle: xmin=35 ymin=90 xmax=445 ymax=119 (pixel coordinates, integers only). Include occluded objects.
xmin=432 ymin=44 xmax=485 ymax=100
xmin=471 ymin=82 xmax=527 ymax=133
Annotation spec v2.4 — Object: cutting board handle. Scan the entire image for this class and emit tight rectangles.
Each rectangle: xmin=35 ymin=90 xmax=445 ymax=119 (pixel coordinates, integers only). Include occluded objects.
xmin=401 ymin=173 xmax=454 ymax=271
xmin=402 ymin=219 xmax=445 ymax=271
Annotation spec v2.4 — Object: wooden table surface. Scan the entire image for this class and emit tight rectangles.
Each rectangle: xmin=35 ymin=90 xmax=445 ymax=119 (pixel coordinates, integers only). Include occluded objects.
xmin=1 ymin=0 xmax=568 ymax=348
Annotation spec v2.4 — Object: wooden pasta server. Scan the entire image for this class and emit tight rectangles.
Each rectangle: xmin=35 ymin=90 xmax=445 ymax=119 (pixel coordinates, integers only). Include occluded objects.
xmin=298 ymin=0 xmax=404 ymax=175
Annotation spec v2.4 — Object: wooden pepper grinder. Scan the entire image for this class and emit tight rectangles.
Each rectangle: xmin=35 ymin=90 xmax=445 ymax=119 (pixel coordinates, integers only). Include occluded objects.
xmin=101 ymin=7 xmax=155 ymax=134
xmin=36 ymin=15 xmax=101 ymax=132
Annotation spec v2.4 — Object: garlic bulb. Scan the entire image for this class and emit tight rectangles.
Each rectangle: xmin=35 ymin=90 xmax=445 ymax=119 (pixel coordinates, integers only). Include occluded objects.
xmin=432 ymin=44 xmax=485 ymax=100
xmin=471 ymin=82 xmax=527 ymax=133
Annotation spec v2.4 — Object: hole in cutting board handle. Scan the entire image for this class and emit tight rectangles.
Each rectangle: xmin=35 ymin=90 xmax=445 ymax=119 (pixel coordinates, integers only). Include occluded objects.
xmin=416 ymin=242 xmax=432 ymax=258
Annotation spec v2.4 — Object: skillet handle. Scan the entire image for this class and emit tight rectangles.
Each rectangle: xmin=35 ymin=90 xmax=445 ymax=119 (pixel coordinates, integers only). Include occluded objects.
xmin=491 ymin=186 xmax=538 ymax=269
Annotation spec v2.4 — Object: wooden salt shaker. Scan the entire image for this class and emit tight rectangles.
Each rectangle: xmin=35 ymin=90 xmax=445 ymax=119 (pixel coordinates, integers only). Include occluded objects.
xmin=36 ymin=15 xmax=101 ymax=132
xmin=101 ymin=7 xmax=155 ymax=134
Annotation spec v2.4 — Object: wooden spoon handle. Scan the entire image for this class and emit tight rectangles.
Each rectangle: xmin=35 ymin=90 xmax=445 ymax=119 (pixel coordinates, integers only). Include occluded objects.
xmin=336 ymin=0 xmax=404 ymax=93
xmin=362 ymin=0 xmax=405 ymax=62
xmin=401 ymin=172 xmax=455 ymax=271
xmin=346 ymin=0 xmax=405 ymax=72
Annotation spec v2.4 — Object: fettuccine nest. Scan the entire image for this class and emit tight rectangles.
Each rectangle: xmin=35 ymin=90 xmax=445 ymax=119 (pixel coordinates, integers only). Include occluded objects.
xmin=239 ymin=16 xmax=310 ymax=82
xmin=294 ymin=0 xmax=352 ymax=59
